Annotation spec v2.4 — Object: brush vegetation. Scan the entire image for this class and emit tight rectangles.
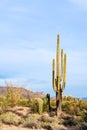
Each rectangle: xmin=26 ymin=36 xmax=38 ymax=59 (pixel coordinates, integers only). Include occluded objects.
xmin=0 ymin=85 xmax=87 ymax=130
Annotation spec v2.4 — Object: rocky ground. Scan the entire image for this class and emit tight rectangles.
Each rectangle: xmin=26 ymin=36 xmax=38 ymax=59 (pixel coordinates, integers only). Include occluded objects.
xmin=0 ymin=106 xmax=79 ymax=130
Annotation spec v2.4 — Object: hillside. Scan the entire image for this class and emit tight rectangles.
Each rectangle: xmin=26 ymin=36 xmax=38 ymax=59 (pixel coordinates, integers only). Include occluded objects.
xmin=0 ymin=86 xmax=45 ymax=99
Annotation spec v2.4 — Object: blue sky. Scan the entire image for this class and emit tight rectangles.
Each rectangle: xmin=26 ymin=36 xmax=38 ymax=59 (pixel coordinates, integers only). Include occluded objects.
xmin=0 ymin=0 xmax=87 ymax=97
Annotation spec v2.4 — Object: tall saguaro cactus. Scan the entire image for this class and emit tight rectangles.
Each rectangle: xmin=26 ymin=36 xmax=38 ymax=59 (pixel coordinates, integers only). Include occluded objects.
xmin=52 ymin=34 xmax=66 ymax=117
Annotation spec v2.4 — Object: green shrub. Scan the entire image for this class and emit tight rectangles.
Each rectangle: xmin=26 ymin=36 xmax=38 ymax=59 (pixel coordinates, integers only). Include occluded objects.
xmin=81 ymin=111 xmax=87 ymax=122
xmin=78 ymin=122 xmax=87 ymax=130
xmin=24 ymin=114 xmax=40 ymax=129
xmin=0 ymin=96 xmax=3 ymax=106
xmin=62 ymin=96 xmax=85 ymax=115
xmin=18 ymin=97 xmax=31 ymax=107
xmin=50 ymin=100 xmax=56 ymax=107
xmin=0 ymin=97 xmax=8 ymax=112
xmin=0 ymin=113 xmax=23 ymax=125
xmin=6 ymin=85 xmax=22 ymax=107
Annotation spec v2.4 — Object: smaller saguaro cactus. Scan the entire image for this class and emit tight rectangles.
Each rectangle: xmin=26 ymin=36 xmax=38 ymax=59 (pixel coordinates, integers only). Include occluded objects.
xmin=43 ymin=94 xmax=50 ymax=112
xmin=33 ymin=98 xmax=43 ymax=115
xmin=52 ymin=34 xmax=67 ymax=117
xmin=46 ymin=94 xmax=50 ymax=112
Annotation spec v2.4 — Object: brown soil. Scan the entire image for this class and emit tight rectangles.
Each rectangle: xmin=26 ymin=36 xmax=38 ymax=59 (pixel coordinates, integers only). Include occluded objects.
xmin=0 ymin=106 xmax=78 ymax=130
xmin=0 ymin=125 xmax=45 ymax=130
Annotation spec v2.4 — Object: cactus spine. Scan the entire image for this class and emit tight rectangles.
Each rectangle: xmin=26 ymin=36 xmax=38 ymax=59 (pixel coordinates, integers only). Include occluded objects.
xmin=52 ymin=34 xmax=67 ymax=116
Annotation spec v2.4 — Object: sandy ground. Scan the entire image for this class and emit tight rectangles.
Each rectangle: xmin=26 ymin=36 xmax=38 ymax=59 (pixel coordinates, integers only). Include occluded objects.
xmin=0 ymin=106 xmax=77 ymax=130
xmin=0 ymin=125 xmax=45 ymax=130
xmin=0 ymin=125 xmax=76 ymax=130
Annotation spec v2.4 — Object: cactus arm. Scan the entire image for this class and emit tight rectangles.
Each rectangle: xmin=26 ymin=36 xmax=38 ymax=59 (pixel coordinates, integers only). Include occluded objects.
xmin=52 ymin=59 xmax=57 ymax=92
xmin=52 ymin=59 xmax=55 ymax=88
xmin=54 ymin=79 xmax=57 ymax=92
xmin=61 ymin=53 xmax=66 ymax=91
xmin=61 ymin=82 xmax=65 ymax=92
xmin=64 ymin=54 xmax=66 ymax=83
xmin=61 ymin=49 xmax=64 ymax=79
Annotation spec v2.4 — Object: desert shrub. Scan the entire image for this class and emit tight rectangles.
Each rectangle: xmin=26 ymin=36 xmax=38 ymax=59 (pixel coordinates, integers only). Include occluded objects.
xmin=81 ymin=111 xmax=87 ymax=122
xmin=66 ymin=95 xmax=74 ymax=101
xmin=62 ymin=96 xmax=84 ymax=115
xmin=18 ymin=96 xmax=31 ymax=107
xmin=0 ymin=113 xmax=23 ymax=126
xmin=0 ymin=96 xmax=3 ymax=106
xmin=0 ymin=110 xmax=3 ymax=115
xmin=0 ymin=96 xmax=8 ymax=112
xmin=62 ymin=116 xmax=77 ymax=126
xmin=40 ymin=114 xmax=53 ymax=123
xmin=5 ymin=83 xmax=22 ymax=107
xmin=62 ymin=100 xmax=70 ymax=112
xmin=1 ymin=99 xmax=8 ymax=112
xmin=62 ymin=95 xmax=67 ymax=100
xmin=50 ymin=100 xmax=56 ymax=107
xmin=26 ymin=114 xmax=39 ymax=122
xmin=81 ymin=100 xmax=87 ymax=110
xmin=42 ymin=125 xmax=53 ymax=130
xmin=24 ymin=114 xmax=40 ymax=129
xmin=23 ymin=122 xmax=38 ymax=129
xmin=78 ymin=122 xmax=87 ymax=130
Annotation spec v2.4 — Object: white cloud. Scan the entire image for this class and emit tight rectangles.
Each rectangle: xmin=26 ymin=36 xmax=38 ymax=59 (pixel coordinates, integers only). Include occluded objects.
xmin=0 ymin=48 xmax=54 ymax=64
xmin=0 ymin=47 xmax=54 ymax=81
xmin=68 ymin=0 xmax=87 ymax=10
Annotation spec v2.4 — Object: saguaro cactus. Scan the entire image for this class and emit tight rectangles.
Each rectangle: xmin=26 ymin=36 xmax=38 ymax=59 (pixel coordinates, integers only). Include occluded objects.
xmin=52 ymin=34 xmax=66 ymax=117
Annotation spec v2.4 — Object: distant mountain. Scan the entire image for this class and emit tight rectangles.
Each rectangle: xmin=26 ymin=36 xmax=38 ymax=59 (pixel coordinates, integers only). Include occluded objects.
xmin=82 ymin=97 xmax=87 ymax=100
xmin=0 ymin=86 xmax=45 ymax=99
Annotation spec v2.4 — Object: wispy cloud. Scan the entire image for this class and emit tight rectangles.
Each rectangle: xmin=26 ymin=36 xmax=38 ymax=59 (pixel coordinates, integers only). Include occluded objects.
xmin=0 ymin=47 xmax=54 ymax=82
xmin=68 ymin=0 xmax=87 ymax=10
xmin=0 ymin=48 xmax=54 ymax=64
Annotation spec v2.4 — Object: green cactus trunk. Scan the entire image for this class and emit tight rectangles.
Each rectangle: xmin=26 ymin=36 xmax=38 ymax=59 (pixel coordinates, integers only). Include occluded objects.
xmin=52 ymin=34 xmax=67 ymax=117
xmin=43 ymin=94 xmax=50 ymax=112
xmin=46 ymin=93 xmax=50 ymax=112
